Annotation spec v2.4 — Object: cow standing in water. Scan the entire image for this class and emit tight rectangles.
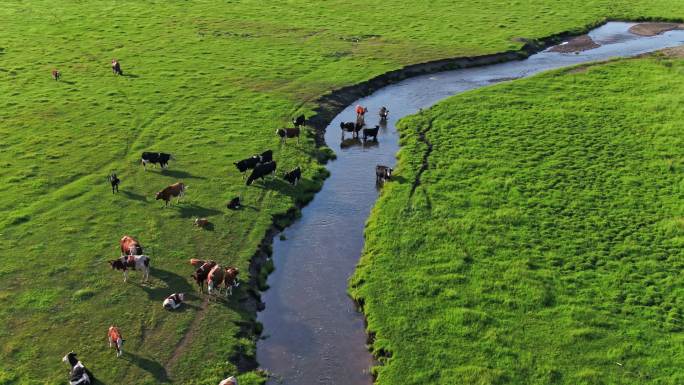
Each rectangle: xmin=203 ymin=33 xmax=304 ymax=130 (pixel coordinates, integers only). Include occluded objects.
xmin=107 ymin=326 xmax=124 ymax=357
xmin=376 ymin=165 xmax=393 ymax=183
xmin=112 ymin=59 xmax=123 ymax=75
xmin=379 ymin=106 xmax=389 ymax=121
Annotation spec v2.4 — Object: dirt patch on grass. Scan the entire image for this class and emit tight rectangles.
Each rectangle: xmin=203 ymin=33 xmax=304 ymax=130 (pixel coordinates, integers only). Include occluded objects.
xmin=549 ymin=35 xmax=599 ymax=53
xmin=629 ymin=23 xmax=684 ymax=37
xmin=567 ymin=65 xmax=590 ymax=74
xmin=659 ymin=46 xmax=684 ymax=58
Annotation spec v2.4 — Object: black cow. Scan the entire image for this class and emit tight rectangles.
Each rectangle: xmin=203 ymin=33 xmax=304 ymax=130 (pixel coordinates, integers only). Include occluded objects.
xmin=376 ymin=165 xmax=393 ymax=183
xmin=259 ymin=149 xmax=273 ymax=163
xmin=363 ymin=125 xmax=380 ymax=142
xmin=246 ymin=161 xmax=277 ymax=185
xmin=293 ymin=115 xmax=306 ymax=128
xmin=340 ymin=121 xmax=362 ymax=139
xmin=227 ymin=197 xmax=241 ymax=210
xmin=234 ymin=156 xmax=260 ymax=177
xmin=141 ymin=152 xmax=172 ymax=169
xmin=109 ymin=172 xmax=120 ymax=193
xmin=283 ymin=167 xmax=302 ymax=186
xmin=112 ymin=60 xmax=123 ymax=76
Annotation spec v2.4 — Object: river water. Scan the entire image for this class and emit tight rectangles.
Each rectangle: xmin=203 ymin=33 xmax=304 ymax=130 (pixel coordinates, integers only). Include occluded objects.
xmin=256 ymin=22 xmax=684 ymax=385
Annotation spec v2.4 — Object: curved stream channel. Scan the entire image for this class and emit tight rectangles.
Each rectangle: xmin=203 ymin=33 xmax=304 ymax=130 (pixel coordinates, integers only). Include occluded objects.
xmin=256 ymin=22 xmax=684 ymax=385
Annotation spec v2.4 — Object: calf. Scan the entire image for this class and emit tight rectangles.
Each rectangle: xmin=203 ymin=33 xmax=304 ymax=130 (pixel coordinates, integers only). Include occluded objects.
xmin=376 ymin=165 xmax=393 ymax=183
xmin=51 ymin=69 xmax=61 ymax=81
xmin=292 ymin=114 xmax=306 ymax=128
xmin=163 ymin=293 xmax=185 ymax=310
xmin=283 ymin=166 xmax=302 ymax=186
xmin=191 ymin=261 xmax=217 ymax=293
xmin=276 ymin=127 xmax=300 ymax=144
xmin=194 ymin=218 xmax=210 ymax=228
xmin=141 ymin=152 xmax=172 ymax=169
xmin=107 ymin=326 xmax=124 ymax=358
xmin=227 ymin=197 xmax=241 ymax=210
xmin=246 ymin=161 xmax=277 ymax=186
xmin=112 ymin=59 xmax=123 ymax=76
xmin=363 ymin=125 xmax=380 ymax=142
xmin=109 ymin=172 xmax=120 ymax=193
xmin=155 ymin=182 xmax=186 ymax=207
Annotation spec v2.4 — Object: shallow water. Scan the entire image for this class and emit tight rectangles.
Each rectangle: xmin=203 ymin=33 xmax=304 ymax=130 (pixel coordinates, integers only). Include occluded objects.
xmin=256 ymin=22 xmax=684 ymax=385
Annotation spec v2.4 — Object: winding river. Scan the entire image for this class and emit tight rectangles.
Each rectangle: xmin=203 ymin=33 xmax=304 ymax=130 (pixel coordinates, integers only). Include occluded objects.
xmin=256 ymin=22 xmax=684 ymax=385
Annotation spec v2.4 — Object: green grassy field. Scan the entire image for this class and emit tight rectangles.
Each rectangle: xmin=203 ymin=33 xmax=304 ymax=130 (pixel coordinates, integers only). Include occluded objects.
xmin=351 ymin=53 xmax=684 ymax=385
xmin=3 ymin=0 xmax=684 ymax=384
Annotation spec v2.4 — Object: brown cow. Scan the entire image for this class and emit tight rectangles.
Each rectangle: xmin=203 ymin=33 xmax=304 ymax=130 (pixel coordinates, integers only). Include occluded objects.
xmin=120 ymin=235 xmax=143 ymax=256
xmin=155 ymin=182 xmax=186 ymax=207
xmin=223 ymin=267 xmax=240 ymax=296
xmin=207 ymin=264 xmax=225 ymax=296
xmin=191 ymin=260 xmax=217 ymax=293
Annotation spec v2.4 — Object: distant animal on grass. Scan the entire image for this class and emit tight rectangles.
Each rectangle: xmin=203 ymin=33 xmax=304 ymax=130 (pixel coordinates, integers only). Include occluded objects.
xmin=234 ymin=156 xmax=260 ymax=177
xmin=107 ymin=326 xmax=124 ymax=358
xmin=109 ymin=254 xmax=150 ymax=283
xmin=156 ymin=182 xmax=186 ymax=207
xmin=283 ymin=166 xmax=302 ymax=186
xmin=246 ymin=161 xmax=277 ymax=185
xmin=51 ymin=69 xmax=61 ymax=81
xmin=109 ymin=172 xmax=120 ymax=193
xmin=259 ymin=149 xmax=273 ymax=163
xmin=363 ymin=125 xmax=380 ymax=142
xmin=376 ymin=165 xmax=393 ymax=183
xmin=194 ymin=218 xmax=210 ymax=228
xmin=340 ymin=121 xmax=362 ymax=139
xmin=379 ymin=106 xmax=389 ymax=121
xmin=63 ymin=352 xmax=92 ymax=385
xmin=163 ymin=293 xmax=185 ymax=310
xmin=120 ymin=235 xmax=143 ymax=256
xmin=276 ymin=127 xmax=300 ymax=144
xmin=227 ymin=197 xmax=241 ymax=210
xmin=141 ymin=152 xmax=172 ymax=169
xmin=191 ymin=260 xmax=217 ymax=293
xmin=292 ymin=114 xmax=306 ymax=128
xmin=111 ymin=59 xmax=123 ymax=75
xmin=219 ymin=376 xmax=239 ymax=385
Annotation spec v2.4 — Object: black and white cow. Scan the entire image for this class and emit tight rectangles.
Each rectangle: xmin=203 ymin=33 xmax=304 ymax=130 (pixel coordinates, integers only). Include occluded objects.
xmin=292 ymin=114 xmax=306 ymax=128
xmin=63 ymin=352 xmax=92 ymax=385
xmin=141 ymin=152 xmax=172 ymax=169
xmin=283 ymin=167 xmax=302 ymax=186
xmin=109 ymin=172 xmax=120 ymax=193
xmin=376 ymin=165 xmax=393 ymax=183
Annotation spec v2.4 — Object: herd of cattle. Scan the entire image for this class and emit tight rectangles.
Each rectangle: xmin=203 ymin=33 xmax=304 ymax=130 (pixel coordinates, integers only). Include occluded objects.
xmin=61 ymin=105 xmax=393 ymax=385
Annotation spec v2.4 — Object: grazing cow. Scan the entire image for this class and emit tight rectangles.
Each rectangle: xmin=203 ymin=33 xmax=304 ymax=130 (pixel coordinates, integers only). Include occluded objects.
xmin=109 ymin=254 xmax=150 ymax=282
xmin=51 ymin=69 xmax=61 ymax=81
xmin=246 ymin=161 xmax=276 ymax=186
xmin=234 ymin=156 xmax=260 ymax=178
xmin=63 ymin=352 xmax=92 ymax=385
xmin=194 ymin=218 xmax=210 ymax=228
xmin=376 ymin=165 xmax=393 ymax=183
xmin=379 ymin=106 xmax=389 ymax=121
xmin=276 ymin=127 xmax=300 ymax=144
xmin=141 ymin=152 xmax=172 ymax=169
xmin=109 ymin=172 xmax=120 ymax=193
xmin=191 ymin=260 xmax=217 ymax=293
xmin=163 ymin=293 xmax=185 ymax=310
xmin=112 ymin=59 xmax=123 ymax=76
xmin=283 ymin=166 xmax=302 ymax=186
xmin=227 ymin=197 xmax=241 ymax=210
xmin=340 ymin=121 xmax=362 ymax=139
xmin=107 ymin=326 xmax=124 ymax=358
xmin=219 ymin=376 xmax=239 ymax=385
xmin=363 ymin=125 xmax=380 ymax=142
xmin=120 ymin=235 xmax=143 ymax=256
xmin=156 ymin=182 xmax=186 ymax=207
xmin=259 ymin=149 xmax=273 ymax=163
xmin=292 ymin=114 xmax=306 ymax=128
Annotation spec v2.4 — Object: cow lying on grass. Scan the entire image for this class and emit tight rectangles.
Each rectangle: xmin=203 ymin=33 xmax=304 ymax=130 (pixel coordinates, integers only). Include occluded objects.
xmin=163 ymin=293 xmax=185 ymax=310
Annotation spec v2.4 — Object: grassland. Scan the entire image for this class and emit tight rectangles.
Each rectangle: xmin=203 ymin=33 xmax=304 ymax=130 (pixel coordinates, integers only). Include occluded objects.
xmin=351 ymin=54 xmax=684 ymax=385
xmin=3 ymin=0 xmax=684 ymax=384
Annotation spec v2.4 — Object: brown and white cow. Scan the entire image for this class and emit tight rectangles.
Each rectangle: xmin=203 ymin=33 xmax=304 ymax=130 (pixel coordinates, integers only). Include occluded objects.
xmin=155 ymin=182 xmax=186 ymax=207
xmin=163 ymin=293 xmax=185 ymax=310
xmin=109 ymin=255 xmax=150 ymax=282
xmin=208 ymin=265 xmax=240 ymax=297
xmin=191 ymin=260 xmax=217 ymax=293
xmin=120 ymin=235 xmax=143 ymax=256
xmin=107 ymin=326 xmax=124 ymax=357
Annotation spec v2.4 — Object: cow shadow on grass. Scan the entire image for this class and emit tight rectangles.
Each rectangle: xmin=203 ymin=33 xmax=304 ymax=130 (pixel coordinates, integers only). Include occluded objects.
xmin=160 ymin=169 xmax=206 ymax=180
xmin=174 ymin=203 xmax=222 ymax=219
xmin=123 ymin=352 xmax=169 ymax=383
xmin=139 ymin=267 xmax=194 ymax=302
xmin=250 ymin=178 xmax=297 ymax=198
xmin=122 ymin=73 xmax=140 ymax=79
xmin=121 ymin=190 xmax=147 ymax=202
